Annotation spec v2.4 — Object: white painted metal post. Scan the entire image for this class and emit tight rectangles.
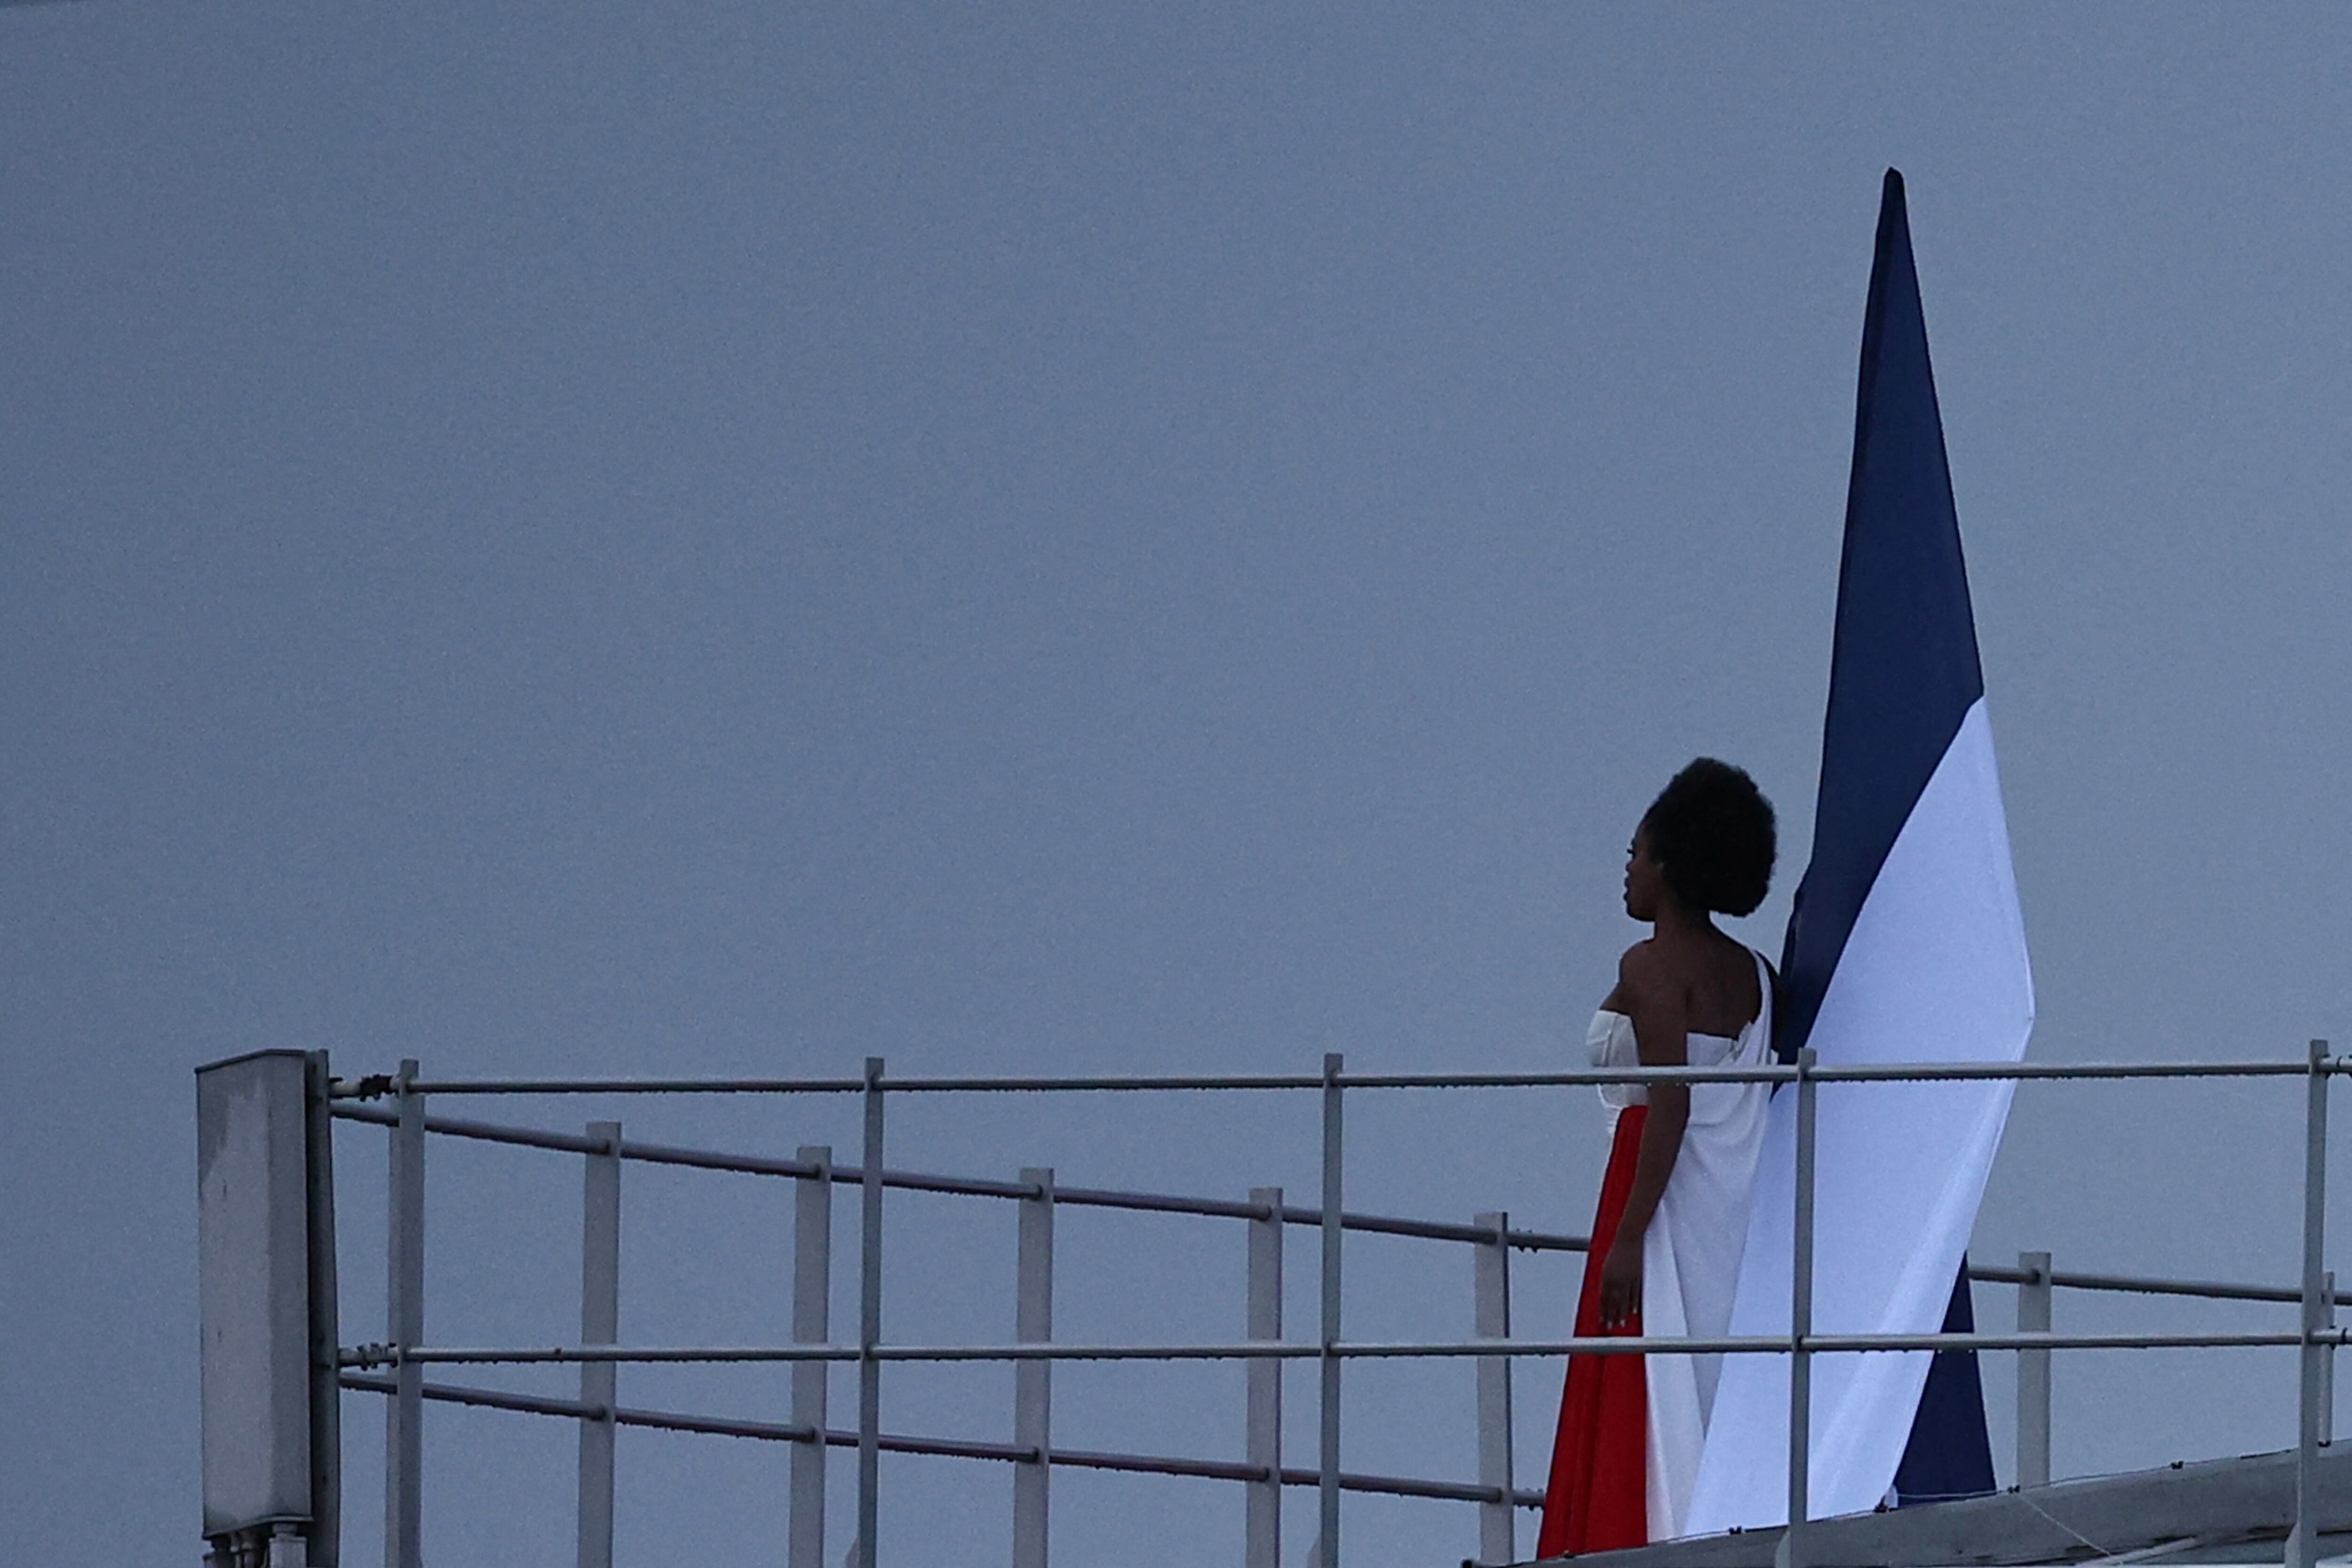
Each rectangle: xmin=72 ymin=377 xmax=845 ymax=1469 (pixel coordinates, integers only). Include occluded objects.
xmin=2015 ymin=1250 xmax=2051 ymax=1488
xmin=2324 ymin=1269 xmax=2337 ymax=1446
xmin=790 ymin=1146 xmax=832 ymax=1568
xmin=385 ymin=1059 xmax=425 ymax=1568
xmin=2289 ymin=1040 xmax=2330 ymax=1568
xmin=576 ymin=1122 xmax=621 ymax=1568
xmin=1013 ymin=1168 xmax=1054 ymax=1568
xmin=1245 ymin=1186 xmax=1283 ymax=1568
xmin=1472 ymin=1211 xmax=1515 ymax=1567
xmin=856 ymin=1058 xmax=885 ymax=1568
xmin=1776 ymin=1047 xmax=1817 ymax=1568
xmin=1319 ymin=1053 xmax=1344 ymax=1568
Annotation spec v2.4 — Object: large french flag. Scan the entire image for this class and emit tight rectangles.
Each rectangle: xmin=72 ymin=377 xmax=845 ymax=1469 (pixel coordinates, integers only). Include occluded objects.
xmin=1683 ymin=170 xmax=2035 ymax=1533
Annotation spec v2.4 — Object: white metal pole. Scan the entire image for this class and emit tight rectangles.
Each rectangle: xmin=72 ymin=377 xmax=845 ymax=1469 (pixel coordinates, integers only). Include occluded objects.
xmin=1013 ymin=1168 xmax=1054 ymax=1568
xmin=1472 ymin=1210 xmax=1515 ymax=1567
xmin=1776 ymin=1047 xmax=1817 ymax=1568
xmin=1245 ymin=1186 xmax=1283 ymax=1568
xmin=857 ymin=1058 xmax=885 ymax=1568
xmin=576 ymin=1121 xmax=621 ymax=1568
xmin=1319 ymin=1053 xmax=1344 ymax=1568
xmin=2015 ymin=1250 xmax=2052 ymax=1488
xmin=2324 ymin=1268 xmax=2337 ymax=1447
xmin=789 ymin=1146 xmax=832 ymax=1568
xmin=268 ymin=1520 xmax=309 ymax=1568
xmin=385 ymin=1059 xmax=425 ymax=1568
xmin=2289 ymin=1040 xmax=2330 ymax=1568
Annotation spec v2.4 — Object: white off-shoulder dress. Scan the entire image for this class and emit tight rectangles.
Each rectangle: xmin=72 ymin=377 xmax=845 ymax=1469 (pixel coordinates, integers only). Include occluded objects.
xmin=1586 ymin=945 xmax=1775 ymax=1539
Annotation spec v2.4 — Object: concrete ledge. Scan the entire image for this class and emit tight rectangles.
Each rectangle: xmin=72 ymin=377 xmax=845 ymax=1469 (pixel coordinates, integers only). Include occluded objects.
xmin=1513 ymin=1443 xmax=2352 ymax=1567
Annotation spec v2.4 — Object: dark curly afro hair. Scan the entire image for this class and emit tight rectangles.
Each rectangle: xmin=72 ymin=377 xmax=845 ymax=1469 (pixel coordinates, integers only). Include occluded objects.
xmin=1641 ymin=758 xmax=1776 ymax=918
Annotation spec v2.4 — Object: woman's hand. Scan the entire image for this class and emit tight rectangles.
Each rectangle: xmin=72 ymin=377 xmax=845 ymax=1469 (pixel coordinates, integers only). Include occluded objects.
xmin=1599 ymin=1234 xmax=1643 ymax=1330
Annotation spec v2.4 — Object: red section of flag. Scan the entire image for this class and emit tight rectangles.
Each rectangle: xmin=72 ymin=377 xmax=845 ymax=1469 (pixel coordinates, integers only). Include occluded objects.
xmin=1539 ymin=1107 xmax=1651 ymax=1557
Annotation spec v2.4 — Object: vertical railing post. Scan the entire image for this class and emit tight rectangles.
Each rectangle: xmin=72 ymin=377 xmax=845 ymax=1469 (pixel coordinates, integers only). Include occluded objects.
xmin=2289 ymin=1039 xmax=2330 ymax=1568
xmin=385 ymin=1058 xmax=425 ymax=1568
xmin=1472 ymin=1211 xmax=1515 ymax=1567
xmin=856 ymin=1058 xmax=885 ymax=1568
xmin=576 ymin=1122 xmax=621 ymax=1568
xmin=1319 ymin=1053 xmax=1344 ymax=1568
xmin=2015 ymin=1250 xmax=2052 ymax=1488
xmin=1245 ymin=1186 xmax=1283 ymax=1568
xmin=789 ymin=1146 xmax=832 ymax=1568
xmin=1776 ymin=1046 xmax=1817 ymax=1568
xmin=1013 ymin=1167 xmax=1055 ymax=1568
xmin=2324 ymin=1269 xmax=2338 ymax=1448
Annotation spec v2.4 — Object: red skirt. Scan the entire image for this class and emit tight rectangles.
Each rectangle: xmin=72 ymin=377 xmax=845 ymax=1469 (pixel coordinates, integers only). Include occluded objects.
xmin=1538 ymin=1106 xmax=1649 ymax=1556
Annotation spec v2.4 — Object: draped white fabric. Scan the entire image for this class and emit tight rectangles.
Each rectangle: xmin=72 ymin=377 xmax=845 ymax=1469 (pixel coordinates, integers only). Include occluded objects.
xmin=1590 ymin=947 xmax=1776 ymax=1538
xmin=1685 ymin=700 xmax=2034 ymax=1534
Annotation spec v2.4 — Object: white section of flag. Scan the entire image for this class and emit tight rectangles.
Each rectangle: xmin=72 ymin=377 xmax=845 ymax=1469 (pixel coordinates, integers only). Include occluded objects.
xmin=1684 ymin=700 xmax=2034 ymax=1534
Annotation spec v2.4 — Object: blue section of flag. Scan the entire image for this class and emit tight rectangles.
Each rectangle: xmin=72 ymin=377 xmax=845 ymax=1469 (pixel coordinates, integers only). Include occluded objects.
xmin=1893 ymin=1258 xmax=1997 ymax=1504
xmin=1777 ymin=167 xmax=1985 ymax=1069
xmin=1780 ymin=168 xmax=1997 ymax=1504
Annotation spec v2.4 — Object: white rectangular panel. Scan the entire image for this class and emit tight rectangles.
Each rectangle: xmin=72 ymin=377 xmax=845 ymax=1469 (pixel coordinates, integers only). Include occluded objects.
xmin=198 ymin=1051 xmax=316 ymax=1536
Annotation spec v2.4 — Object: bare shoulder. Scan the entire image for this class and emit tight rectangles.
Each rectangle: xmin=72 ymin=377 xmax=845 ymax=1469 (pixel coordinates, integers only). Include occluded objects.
xmin=1617 ymin=939 xmax=1670 ymax=998
xmin=1617 ymin=938 xmax=1690 ymax=1063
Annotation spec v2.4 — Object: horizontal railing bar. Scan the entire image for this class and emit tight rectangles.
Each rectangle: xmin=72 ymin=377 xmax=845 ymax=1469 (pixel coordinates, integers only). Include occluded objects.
xmin=365 ymin=1059 xmax=2332 ymax=1098
xmin=329 ymin=1104 xmax=1591 ymax=1252
xmin=1965 ymin=1259 xmax=2327 ymax=1305
xmin=1342 ymin=1329 xmax=2352 ymax=1354
xmin=1341 ymin=1060 xmax=2322 ymax=1088
xmin=830 ymin=1074 xmax=1332 ymax=1093
xmin=332 ymin=1104 xmax=2340 ymax=1297
xmin=336 ymin=1102 xmax=603 ymax=1154
xmin=346 ymin=1326 xmax=2352 ymax=1369
xmin=338 ymin=1373 xmax=1544 ymax=1507
xmin=339 ymin=1371 xmax=815 ymax=1438
xmin=2044 ymin=1267 xmax=2310 ymax=1305
xmin=1039 ymin=1181 xmax=1592 ymax=1253
xmin=368 ymin=1077 xmax=871 ymax=1097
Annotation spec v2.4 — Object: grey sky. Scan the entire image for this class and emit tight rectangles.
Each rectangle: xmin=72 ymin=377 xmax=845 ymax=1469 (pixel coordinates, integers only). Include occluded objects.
xmin=8 ymin=6 xmax=2352 ymax=1565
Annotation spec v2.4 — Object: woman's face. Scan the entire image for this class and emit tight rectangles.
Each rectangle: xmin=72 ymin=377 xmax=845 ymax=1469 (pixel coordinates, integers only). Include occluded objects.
xmin=1624 ymin=823 xmax=1667 ymax=922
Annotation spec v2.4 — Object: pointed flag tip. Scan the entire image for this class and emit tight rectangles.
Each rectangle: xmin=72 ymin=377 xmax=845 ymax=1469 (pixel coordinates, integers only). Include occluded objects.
xmin=1876 ymin=168 xmax=1910 ymax=246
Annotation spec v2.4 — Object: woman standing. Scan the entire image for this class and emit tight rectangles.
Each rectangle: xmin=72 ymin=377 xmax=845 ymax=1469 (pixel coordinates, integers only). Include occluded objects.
xmin=1539 ymin=759 xmax=1778 ymax=1554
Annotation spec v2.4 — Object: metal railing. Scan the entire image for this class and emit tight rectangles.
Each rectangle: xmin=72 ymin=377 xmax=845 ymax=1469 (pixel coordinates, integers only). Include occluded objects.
xmin=197 ymin=1043 xmax=2348 ymax=1568
xmin=324 ymin=1086 xmax=1582 ymax=1556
